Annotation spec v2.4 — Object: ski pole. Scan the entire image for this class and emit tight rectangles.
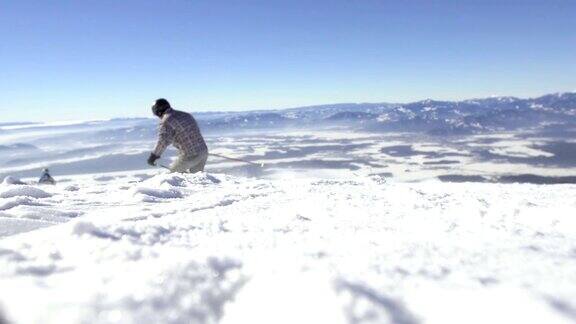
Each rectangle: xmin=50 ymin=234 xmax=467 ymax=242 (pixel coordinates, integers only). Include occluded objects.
xmin=210 ymin=153 xmax=264 ymax=167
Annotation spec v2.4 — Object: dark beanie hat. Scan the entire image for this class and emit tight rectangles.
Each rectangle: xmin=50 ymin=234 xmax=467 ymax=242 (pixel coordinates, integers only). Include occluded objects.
xmin=152 ymin=98 xmax=171 ymax=117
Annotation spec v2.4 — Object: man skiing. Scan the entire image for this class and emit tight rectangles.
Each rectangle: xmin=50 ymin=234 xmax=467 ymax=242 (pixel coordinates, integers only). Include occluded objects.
xmin=147 ymin=98 xmax=208 ymax=173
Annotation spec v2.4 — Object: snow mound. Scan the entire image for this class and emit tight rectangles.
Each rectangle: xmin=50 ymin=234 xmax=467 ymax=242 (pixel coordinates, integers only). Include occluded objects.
xmin=0 ymin=217 xmax=54 ymax=238
xmin=2 ymin=176 xmax=26 ymax=185
xmin=0 ymin=186 xmax=52 ymax=199
xmin=72 ymin=219 xmax=178 ymax=245
xmin=0 ymin=197 xmax=47 ymax=211
xmin=144 ymin=172 xmax=223 ymax=188
xmin=73 ymin=221 xmax=119 ymax=240
xmin=64 ymin=185 xmax=80 ymax=192
xmin=93 ymin=175 xmax=117 ymax=182
xmin=15 ymin=206 xmax=81 ymax=222
xmin=158 ymin=175 xmax=189 ymax=187
xmin=131 ymin=173 xmax=227 ymax=203
xmin=134 ymin=187 xmax=184 ymax=201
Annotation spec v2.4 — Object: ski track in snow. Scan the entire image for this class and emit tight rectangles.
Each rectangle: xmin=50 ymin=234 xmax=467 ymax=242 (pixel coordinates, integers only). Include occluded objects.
xmin=0 ymin=172 xmax=575 ymax=323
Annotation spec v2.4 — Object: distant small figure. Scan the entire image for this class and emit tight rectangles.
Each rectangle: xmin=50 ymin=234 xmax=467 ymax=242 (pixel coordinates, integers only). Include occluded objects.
xmin=38 ymin=168 xmax=56 ymax=185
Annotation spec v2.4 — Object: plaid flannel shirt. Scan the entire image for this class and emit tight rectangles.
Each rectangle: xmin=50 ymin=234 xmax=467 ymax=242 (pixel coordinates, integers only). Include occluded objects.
xmin=153 ymin=108 xmax=207 ymax=157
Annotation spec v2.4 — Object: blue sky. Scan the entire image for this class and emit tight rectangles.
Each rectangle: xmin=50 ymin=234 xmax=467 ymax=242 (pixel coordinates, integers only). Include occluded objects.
xmin=1 ymin=0 xmax=575 ymax=122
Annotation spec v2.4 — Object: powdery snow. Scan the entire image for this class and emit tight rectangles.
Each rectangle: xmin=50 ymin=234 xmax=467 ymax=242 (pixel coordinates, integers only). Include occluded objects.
xmin=0 ymin=171 xmax=575 ymax=323
xmin=2 ymin=176 xmax=26 ymax=185
xmin=0 ymin=186 xmax=52 ymax=199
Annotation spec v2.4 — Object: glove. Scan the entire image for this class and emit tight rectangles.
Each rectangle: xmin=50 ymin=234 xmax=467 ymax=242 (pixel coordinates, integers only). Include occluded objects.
xmin=147 ymin=153 xmax=160 ymax=166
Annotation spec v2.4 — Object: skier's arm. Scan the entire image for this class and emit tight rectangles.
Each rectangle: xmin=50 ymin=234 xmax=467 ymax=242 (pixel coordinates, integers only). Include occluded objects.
xmin=152 ymin=121 xmax=174 ymax=157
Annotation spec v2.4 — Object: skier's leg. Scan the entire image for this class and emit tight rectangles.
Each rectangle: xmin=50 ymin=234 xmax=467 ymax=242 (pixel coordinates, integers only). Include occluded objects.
xmin=188 ymin=151 xmax=208 ymax=173
xmin=171 ymin=152 xmax=208 ymax=173
xmin=169 ymin=155 xmax=190 ymax=173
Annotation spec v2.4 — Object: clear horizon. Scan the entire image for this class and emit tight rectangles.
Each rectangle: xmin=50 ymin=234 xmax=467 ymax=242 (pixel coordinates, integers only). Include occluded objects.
xmin=1 ymin=0 xmax=575 ymax=122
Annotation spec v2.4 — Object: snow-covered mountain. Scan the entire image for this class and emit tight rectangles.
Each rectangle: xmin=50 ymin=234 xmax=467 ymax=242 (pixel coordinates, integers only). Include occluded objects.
xmin=2 ymin=92 xmax=573 ymax=143
xmin=196 ymin=92 xmax=576 ymax=135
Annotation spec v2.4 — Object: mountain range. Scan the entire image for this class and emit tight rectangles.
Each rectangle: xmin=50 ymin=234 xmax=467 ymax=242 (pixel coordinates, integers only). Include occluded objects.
xmin=194 ymin=92 xmax=576 ymax=135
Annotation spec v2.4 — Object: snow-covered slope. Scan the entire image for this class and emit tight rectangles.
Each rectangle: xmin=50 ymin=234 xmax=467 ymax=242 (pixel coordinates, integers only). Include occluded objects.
xmin=1 ymin=171 xmax=575 ymax=323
